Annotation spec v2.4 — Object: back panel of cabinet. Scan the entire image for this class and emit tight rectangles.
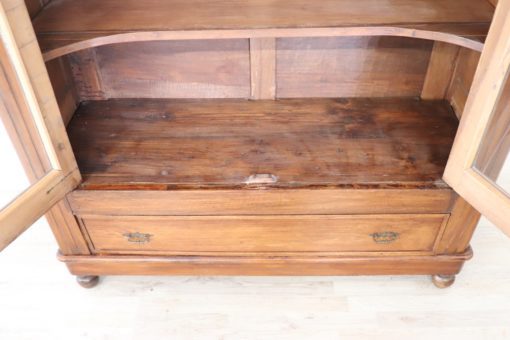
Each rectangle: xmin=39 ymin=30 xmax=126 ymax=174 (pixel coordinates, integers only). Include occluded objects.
xmin=49 ymin=36 xmax=433 ymax=102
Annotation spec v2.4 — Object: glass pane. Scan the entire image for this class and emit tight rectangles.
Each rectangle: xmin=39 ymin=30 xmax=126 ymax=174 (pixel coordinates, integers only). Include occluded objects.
xmin=474 ymin=67 xmax=510 ymax=195
xmin=0 ymin=119 xmax=29 ymax=208
xmin=0 ymin=115 xmax=50 ymax=210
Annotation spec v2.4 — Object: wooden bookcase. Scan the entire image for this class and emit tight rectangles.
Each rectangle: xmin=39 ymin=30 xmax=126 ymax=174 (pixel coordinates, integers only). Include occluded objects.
xmin=0 ymin=0 xmax=509 ymax=289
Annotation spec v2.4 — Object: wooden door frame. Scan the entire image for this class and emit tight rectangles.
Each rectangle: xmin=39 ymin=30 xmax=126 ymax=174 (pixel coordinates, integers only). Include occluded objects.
xmin=444 ymin=0 xmax=510 ymax=236
xmin=0 ymin=0 xmax=88 ymax=253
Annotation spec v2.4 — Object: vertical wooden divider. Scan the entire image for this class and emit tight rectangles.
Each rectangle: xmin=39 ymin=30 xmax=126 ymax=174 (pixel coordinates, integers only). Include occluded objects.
xmin=68 ymin=48 xmax=106 ymax=100
xmin=421 ymin=41 xmax=460 ymax=100
xmin=249 ymin=38 xmax=276 ymax=100
xmin=446 ymin=48 xmax=482 ymax=119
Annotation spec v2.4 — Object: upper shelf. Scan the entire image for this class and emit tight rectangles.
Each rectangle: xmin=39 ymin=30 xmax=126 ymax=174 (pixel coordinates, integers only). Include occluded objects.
xmin=33 ymin=0 xmax=494 ymax=60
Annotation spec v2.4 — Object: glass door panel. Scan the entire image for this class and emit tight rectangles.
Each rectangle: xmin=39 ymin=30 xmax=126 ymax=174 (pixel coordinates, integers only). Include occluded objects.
xmin=473 ymin=71 xmax=510 ymax=194
xmin=0 ymin=0 xmax=79 ymax=251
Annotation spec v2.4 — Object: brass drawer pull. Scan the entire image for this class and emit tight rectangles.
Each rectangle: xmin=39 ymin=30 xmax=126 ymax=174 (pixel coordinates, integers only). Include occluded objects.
xmin=370 ymin=231 xmax=399 ymax=244
xmin=123 ymin=232 xmax=153 ymax=244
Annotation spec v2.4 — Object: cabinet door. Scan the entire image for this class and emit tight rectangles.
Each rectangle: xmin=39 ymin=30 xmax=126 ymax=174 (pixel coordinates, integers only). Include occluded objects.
xmin=0 ymin=0 xmax=80 ymax=251
xmin=444 ymin=0 xmax=510 ymax=236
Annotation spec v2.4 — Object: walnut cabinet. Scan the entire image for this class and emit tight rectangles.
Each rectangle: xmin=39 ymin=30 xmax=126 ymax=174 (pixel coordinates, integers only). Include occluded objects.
xmin=0 ymin=0 xmax=509 ymax=288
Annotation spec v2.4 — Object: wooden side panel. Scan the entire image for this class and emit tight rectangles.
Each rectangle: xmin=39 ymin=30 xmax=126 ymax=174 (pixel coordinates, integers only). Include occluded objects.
xmin=45 ymin=57 xmax=79 ymax=125
xmin=46 ymin=199 xmax=91 ymax=255
xmin=436 ymin=196 xmax=480 ymax=254
xmin=421 ymin=41 xmax=460 ymax=100
xmin=89 ymin=40 xmax=250 ymax=99
xmin=447 ymin=47 xmax=481 ymax=118
xmin=276 ymin=36 xmax=433 ymax=98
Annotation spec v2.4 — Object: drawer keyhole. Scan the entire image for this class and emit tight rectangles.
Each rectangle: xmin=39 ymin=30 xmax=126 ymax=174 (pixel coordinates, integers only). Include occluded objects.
xmin=123 ymin=232 xmax=153 ymax=244
xmin=370 ymin=231 xmax=399 ymax=244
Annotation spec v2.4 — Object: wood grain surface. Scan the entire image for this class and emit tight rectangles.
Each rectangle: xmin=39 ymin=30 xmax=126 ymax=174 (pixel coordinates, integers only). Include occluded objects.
xmin=59 ymin=250 xmax=472 ymax=276
xmin=277 ymin=37 xmax=432 ymax=98
xmin=62 ymin=37 xmax=434 ymax=101
xmin=33 ymin=0 xmax=493 ymax=34
xmin=422 ymin=41 xmax=460 ymax=100
xmin=66 ymin=98 xmax=458 ymax=190
xmin=81 ymin=214 xmax=447 ymax=254
xmin=447 ymin=48 xmax=481 ymax=117
xmin=32 ymin=0 xmax=492 ymax=60
xmin=93 ymin=40 xmax=250 ymax=99
xmin=68 ymin=189 xmax=454 ymax=216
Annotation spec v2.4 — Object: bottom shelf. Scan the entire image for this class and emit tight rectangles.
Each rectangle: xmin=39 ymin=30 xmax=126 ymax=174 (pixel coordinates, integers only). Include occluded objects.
xmin=67 ymin=97 xmax=458 ymax=190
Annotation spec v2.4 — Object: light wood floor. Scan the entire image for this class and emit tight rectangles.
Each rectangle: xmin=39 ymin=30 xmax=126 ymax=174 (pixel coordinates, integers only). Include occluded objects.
xmin=0 ymin=216 xmax=508 ymax=340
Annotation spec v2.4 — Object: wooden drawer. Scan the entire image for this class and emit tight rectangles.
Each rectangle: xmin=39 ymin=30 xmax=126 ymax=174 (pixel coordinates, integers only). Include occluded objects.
xmin=80 ymin=214 xmax=448 ymax=254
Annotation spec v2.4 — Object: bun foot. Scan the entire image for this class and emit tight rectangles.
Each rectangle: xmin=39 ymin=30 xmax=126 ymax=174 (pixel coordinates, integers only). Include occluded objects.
xmin=432 ymin=274 xmax=455 ymax=288
xmin=76 ymin=275 xmax=100 ymax=288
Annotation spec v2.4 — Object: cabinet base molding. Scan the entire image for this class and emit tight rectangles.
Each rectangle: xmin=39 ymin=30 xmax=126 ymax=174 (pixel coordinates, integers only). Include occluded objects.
xmin=59 ymin=249 xmax=472 ymax=277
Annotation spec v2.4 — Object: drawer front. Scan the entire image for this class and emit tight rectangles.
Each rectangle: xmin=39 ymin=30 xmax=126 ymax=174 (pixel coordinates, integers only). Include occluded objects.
xmin=81 ymin=214 xmax=448 ymax=254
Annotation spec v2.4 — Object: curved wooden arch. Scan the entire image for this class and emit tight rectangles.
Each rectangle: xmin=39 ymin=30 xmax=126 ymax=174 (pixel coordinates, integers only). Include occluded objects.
xmin=42 ymin=26 xmax=484 ymax=61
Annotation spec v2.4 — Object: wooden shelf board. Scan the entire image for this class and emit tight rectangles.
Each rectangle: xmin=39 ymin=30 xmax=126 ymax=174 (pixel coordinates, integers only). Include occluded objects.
xmin=66 ymin=98 xmax=458 ymax=190
xmin=33 ymin=0 xmax=493 ymax=58
xmin=34 ymin=0 xmax=494 ymax=33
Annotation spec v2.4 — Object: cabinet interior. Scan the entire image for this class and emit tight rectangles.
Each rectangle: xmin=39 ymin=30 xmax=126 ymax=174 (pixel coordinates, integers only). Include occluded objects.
xmin=36 ymin=0 xmax=490 ymax=191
